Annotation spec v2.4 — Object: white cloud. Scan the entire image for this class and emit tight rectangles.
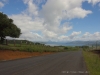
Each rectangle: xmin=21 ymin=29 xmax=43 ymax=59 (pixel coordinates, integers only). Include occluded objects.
xmin=9 ymin=13 xmax=44 ymax=34
xmin=82 ymin=32 xmax=91 ymax=38
xmin=58 ymin=35 xmax=70 ymax=41
xmin=63 ymin=7 xmax=92 ymax=19
xmin=69 ymin=31 xmax=81 ymax=39
xmin=59 ymin=32 xmax=100 ymax=41
xmin=71 ymin=31 xmax=81 ymax=36
xmin=58 ymin=31 xmax=81 ymax=41
xmin=98 ymin=3 xmax=100 ymax=7
xmin=41 ymin=0 xmax=92 ymax=22
xmin=43 ymin=30 xmax=57 ymax=39
xmin=43 ymin=22 xmax=72 ymax=35
xmin=0 ymin=2 xmax=4 ymax=8
xmin=6 ymin=32 xmax=44 ymax=42
xmin=88 ymin=0 xmax=100 ymax=5
xmin=93 ymin=32 xmax=100 ymax=37
xmin=20 ymin=32 xmax=44 ymax=41
xmin=23 ymin=0 xmax=38 ymax=16
xmin=81 ymin=32 xmax=100 ymax=41
xmin=8 ymin=0 xmax=94 ymax=42
xmin=0 ymin=0 xmax=8 ymax=8
xmin=40 ymin=0 xmax=92 ymax=37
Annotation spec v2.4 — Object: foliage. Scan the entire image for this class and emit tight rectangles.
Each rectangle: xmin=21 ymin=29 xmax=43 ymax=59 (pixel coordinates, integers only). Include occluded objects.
xmin=80 ymin=46 xmax=89 ymax=51
xmin=0 ymin=12 xmax=21 ymax=44
xmin=64 ymin=46 xmax=79 ymax=51
xmin=64 ymin=47 xmax=69 ymax=50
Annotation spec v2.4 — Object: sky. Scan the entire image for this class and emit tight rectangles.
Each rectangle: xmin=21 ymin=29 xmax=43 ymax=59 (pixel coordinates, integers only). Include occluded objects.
xmin=0 ymin=0 xmax=100 ymax=42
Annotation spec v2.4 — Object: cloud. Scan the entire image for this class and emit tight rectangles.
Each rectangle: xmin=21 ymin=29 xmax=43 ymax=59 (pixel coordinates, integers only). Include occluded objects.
xmin=81 ymin=32 xmax=100 ymax=41
xmin=58 ymin=35 xmax=69 ymax=41
xmin=43 ymin=30 xmax=57 ymax=39
xmin=63 ymin=7 xmax=92 ymax=19
xmin=69 ymin=31 xmax=81 ymax=40
xmin=6 ymin=32 xmax=44 ymax=42
xmin=88 ymin=0 xmax=100 ymax=5
xmin=40 ymin=0 xmax=92 ymax=37
xmin=41 ymin=0 xmax=92 ymax=22
xmin=58 ymin=32 xmax=100 ymax=41
xmin=82 ymin=32 xmax=91 ymax=38
xmin=98 ymin=3 xmax=100 ymax=7
xmin=23 ymin=0 xmax=38 ymax=16
xmin=9 ymin=0 xmax=94 ymax=42
xmin=20 ymin=32 xmax=44 ymax=41
xmin=58 ymin=31 xmax=81 ymax=41
xmin=0 ymin=0 xmax=8 ymax=8
xmin=9 ymin=13 xmax=44 ymax=34
xmin=0 ymin=2 xmax=4 ymax=8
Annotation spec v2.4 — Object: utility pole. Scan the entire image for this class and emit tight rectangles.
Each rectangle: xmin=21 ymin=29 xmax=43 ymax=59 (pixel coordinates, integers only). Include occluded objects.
xmin=96 ymin=41 xmax=97 ymax=50
xmin=92 ymin=45 xmax=93 ymax=49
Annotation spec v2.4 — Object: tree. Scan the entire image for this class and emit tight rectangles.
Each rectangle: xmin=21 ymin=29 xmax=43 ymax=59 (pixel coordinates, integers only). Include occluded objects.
xmin=64 ymin=47 xmax=69 ymax=50
xmin=0 ymin=12 xmax=21 ymax=44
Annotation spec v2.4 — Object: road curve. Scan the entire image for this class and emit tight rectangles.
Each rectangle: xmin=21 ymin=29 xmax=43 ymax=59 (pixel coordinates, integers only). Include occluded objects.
xmin=0 ymin=51 xmax=89 ymax=75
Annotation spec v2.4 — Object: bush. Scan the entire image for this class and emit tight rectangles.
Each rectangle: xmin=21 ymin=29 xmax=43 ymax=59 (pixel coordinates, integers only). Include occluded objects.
xmin=64 ymin=47 xmax=69 ymax=50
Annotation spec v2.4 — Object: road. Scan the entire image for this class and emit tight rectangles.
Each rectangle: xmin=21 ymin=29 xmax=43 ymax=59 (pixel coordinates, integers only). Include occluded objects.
xmin=0 ymin=51 xmax=89 ymax=75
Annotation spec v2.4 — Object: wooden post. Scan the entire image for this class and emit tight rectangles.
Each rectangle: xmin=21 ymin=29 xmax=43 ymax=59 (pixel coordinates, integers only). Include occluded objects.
xmin=6 ymin=39 xmax=8 ymax=45
xmin=14 ymin=39 xmax=15 ymax=46
xmin=20 ymin=41 xmax=22 ymax=46
xmin=96 ymin=41 xmax=97 ymax=50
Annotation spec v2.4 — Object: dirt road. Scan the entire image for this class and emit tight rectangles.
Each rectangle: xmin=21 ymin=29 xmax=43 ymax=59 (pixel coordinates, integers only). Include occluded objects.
xmin=0 ymin=51 xmax=89 ymax=75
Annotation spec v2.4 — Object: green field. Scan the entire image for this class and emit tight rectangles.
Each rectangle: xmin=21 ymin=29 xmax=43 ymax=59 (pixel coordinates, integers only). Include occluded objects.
xmin=0 ymin=44 xmax=63 ymax=52
xmin=83 ymin=51 xmax=100 ymax=75
xmin=0 ymin=40 xmax=80 ymax=52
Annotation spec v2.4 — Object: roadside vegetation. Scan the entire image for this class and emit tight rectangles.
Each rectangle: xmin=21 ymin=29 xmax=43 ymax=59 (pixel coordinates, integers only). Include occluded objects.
xmin=64 ymin=46 xmax=80 ymax=51
xmin=83 ymin=48 xmax=100 ymax=75
xmin=0 ymin=43 xmax=63 ymax=53
xmin=0 ymin=40 xmax=81 ymax=52
xmin=0 ymin=40 xmax=64 ymax=52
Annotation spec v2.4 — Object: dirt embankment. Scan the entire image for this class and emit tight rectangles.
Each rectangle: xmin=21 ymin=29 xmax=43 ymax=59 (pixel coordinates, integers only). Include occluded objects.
xmin=0 ymin=50 xmax=55 ymax=61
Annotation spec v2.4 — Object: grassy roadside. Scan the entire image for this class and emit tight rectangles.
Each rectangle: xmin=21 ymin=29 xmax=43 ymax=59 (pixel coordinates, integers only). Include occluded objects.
xmin=83 ymin=51 xmax=100 ymax=75
xmin=64 ymin=46 xmax=80 ymax=51
xmin=0 ymin=44 xmax=80 ymax=61
xmin=0 ymin=44 xmax=64 ymax=52
xmin=0 ymin=44 xmax=80 ymax=52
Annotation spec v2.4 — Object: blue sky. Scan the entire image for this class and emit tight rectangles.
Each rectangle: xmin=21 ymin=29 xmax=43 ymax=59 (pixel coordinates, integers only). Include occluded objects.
xmin=0 ymin=0 xmax=100 ymax=42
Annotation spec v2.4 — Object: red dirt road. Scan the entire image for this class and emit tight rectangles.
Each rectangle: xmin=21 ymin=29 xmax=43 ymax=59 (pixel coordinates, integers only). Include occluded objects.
xmin=0 ymin=50 xmax=54 ymax=61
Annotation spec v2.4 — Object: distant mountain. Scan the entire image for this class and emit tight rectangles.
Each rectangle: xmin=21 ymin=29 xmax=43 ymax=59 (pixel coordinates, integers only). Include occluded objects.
xmin=45 ymin=40 xmax=100 ymax=46
xmin=67 ymin=41 xmax=100 ymax=45
xmin=7 ymin=39 xmax=100 ymax=46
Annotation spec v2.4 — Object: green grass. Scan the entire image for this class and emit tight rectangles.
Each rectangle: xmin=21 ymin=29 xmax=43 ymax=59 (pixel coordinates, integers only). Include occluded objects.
xmin=0 ymin=42 xmax=81 ymax=52
xmin=0 ymin=44 xmax=65 ymax=52
xmin=83 ymin=51 xmax=100 ymax=75
xmin=64 ymin=46 xmax=80 ymax=51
